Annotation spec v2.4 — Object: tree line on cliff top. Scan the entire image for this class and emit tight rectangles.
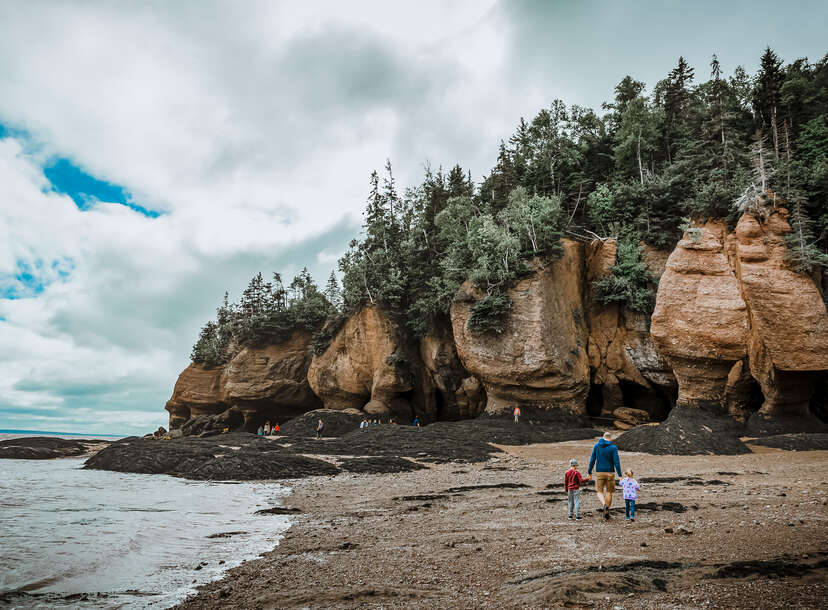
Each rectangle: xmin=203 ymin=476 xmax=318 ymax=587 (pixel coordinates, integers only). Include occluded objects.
xmin=191 ymin=48 xmax=828 ymax=365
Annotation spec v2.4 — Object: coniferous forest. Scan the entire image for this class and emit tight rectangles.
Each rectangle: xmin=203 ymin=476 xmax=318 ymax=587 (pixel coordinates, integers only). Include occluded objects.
xmin=192 ymin=49 xmax=828 ymax=365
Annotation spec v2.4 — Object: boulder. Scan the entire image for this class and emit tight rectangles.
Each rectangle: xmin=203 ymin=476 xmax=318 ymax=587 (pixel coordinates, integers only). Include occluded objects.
xmin=650 ymin=221 xmax=749 ymax=411
xmin=613 ymin=407 xmax=650 ymax=426
xmin=450 ymin=240 xmax=590 ymax=415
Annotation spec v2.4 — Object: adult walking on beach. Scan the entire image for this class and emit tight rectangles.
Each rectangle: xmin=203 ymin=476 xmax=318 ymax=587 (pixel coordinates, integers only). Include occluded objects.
xmin=587 ymin=431 xmax=622 ymax=520
xmin=316 ymin=418 xmax=324 ymax=439
xmin=513 ymin=406 xmax=521 ymax=423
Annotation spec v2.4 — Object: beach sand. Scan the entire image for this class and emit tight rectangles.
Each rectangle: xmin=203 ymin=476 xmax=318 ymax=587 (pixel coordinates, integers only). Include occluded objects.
xmin=175 ymin=439 xmax=828 ymax=609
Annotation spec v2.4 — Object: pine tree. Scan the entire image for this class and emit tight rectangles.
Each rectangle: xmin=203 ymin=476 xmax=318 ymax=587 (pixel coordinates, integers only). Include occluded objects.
xmin=324 ymin=271 xmax=343 ymax=311
xmin=785 ymin=192 xmax=828 ymax=274
xmin=753 ymin=47 xmax=785 ymax=158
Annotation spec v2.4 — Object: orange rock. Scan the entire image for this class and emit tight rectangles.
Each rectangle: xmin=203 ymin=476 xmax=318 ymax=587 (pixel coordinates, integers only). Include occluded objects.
xmin=450 ymin=240 xmax=590 ymax=414
xmin=307 ymin=307 xmax=423 ymax=414
xmin=165 ymin=330 xmax=320 ymax=431
xmin=731 ymin=210 xmax=828 ymax=429
xmin=650 ymin=221 xmax=749 ymax=410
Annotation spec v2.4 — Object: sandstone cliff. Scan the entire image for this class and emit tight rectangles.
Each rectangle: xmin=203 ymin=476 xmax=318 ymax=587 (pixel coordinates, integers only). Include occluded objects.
xmin=646 ymin=211 xmax=827 ymax=433
xmin=165 ymin=330 xmax=321 ymax=431
xmin=450 ymin=239 xmax=591 ymax=415
xmin=585 ymin=239 xmax=675 ymax=424
xmin=165 ymin=211 xmax=826 ymax=439
xmin=731 ymin=210 xmax=828 ymax=434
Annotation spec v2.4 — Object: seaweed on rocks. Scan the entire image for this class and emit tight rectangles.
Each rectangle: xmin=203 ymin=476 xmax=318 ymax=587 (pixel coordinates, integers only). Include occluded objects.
xmin=0 ymin=436 xmax=103 ymax=459
xmin=614 ymin=405 xmax=750 ymax=455
xmin=84 ymin=433 xmax=339 ymax=480
xmin=747 ymin=433 xmax=828 ymax=451
xmin=85 ymin=418 xmax=600 ymax=480
xmin=745 ymin=412 xmax=828 ymax=437
xmin=279 ymin=409 xmax=366 ymax=438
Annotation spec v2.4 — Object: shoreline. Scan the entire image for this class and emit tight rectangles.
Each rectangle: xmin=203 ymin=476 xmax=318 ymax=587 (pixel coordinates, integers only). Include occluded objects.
xmin=174 ymin=439 xmax=828 ymax=609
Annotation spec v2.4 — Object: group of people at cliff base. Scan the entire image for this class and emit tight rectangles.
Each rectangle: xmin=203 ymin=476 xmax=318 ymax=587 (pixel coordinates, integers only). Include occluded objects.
xmin=359 ymin=416 xmax=422 ymax=430
xmin=564 ymin=432 xmax=640 ymax=522
xmin=257 ymin=421 xmax=280 ymax=436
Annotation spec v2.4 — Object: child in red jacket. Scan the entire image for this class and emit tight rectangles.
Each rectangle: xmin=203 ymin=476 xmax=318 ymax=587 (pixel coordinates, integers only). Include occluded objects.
xmin=564 ymin=459 xmax=591 ymax=520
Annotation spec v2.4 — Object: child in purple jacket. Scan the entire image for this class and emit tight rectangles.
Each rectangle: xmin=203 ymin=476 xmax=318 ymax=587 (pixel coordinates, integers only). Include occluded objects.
xmin=620 ymin=470 xmax=640 ymax=522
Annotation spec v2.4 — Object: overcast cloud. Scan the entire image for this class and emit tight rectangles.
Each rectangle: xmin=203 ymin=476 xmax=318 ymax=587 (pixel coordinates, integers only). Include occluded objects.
xmin=1 ymin=0 xmax=825 ymax=434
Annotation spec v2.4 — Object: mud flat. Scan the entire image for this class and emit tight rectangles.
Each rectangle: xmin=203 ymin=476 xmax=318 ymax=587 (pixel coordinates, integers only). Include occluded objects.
xmin=174 ymin=438 xmax=828 ymax=609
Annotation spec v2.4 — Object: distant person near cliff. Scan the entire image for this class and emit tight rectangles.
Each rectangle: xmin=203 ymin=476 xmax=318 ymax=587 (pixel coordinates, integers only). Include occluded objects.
xmin=513 ymin=406 xmax=521 ymax=423
xmin=413 ymin=417 xmax=421 ymax=430
xmin=588 ymin=432 xmax=622 ymax=520
xmin=316 ymin=418 xmax=324 ymax=439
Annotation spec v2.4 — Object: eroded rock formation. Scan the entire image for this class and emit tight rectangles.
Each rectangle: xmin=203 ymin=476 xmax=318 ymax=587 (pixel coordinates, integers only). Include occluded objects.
xmin=730 ymin=211 xmax=828 ymax=434
xmin=641 ymin=211 xmax=827 ymax=435
xmin=650 ymin=221 xmax=750 ymax=411
xmin=307 ymin=307 xmax=428 ymax=420
xmin=165 ymin=330 xmax=320 ymax=432
xmin=450 ymin=239 xmax=590 ymax=415
xmin=585 ymin=239 xmax=675 ymax=423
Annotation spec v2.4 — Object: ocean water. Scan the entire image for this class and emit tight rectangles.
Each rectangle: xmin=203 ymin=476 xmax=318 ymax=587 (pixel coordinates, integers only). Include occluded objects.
xmin=0 ymin=457 xmax=291 ymax=608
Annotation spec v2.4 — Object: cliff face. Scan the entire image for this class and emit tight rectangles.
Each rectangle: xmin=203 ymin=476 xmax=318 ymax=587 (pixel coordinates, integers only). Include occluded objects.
xmin=731 ymin=211 xmax=828 ymax=433
xmin=165 ymin=330 xmax=320 ymax=431
xmin=165 ymin=210 xmax=826 ymax=436
xmin=450 ymin=240 xmax=590 ymax=415
xmin=585 ymin=240 xmax=675 ymax=424
xmin=307 ymin=307 xmax=416 ymax=417
xmin=648 ymin=211 xmax=827 ymax=432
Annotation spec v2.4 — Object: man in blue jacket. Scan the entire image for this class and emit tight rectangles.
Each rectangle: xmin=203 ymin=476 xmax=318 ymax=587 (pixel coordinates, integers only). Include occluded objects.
xmin=588 ymin=432 xmax=622 ymax=520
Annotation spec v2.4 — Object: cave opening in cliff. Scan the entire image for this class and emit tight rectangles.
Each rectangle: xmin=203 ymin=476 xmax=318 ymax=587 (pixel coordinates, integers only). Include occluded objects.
xmin=810 ymin=376 xmax=828 ymax=423
xmin=586 ymin=384 xmax=604 ymax=418
xmin=433 ymin=388 xmax=447 ymax=422
xmin=617 ymin=380 xmax=673 ymax=422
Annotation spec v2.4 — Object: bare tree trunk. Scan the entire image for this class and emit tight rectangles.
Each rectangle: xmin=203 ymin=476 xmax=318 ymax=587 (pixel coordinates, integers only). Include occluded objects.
xmin=771 ymin=105 xmax=780 ymax=160
xmin=637 ymin=129 xmax=644 ymax=186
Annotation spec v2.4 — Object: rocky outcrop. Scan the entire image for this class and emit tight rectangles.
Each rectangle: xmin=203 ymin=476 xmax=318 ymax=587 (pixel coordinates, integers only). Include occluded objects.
xmin=165 ymin=330 xmax=321 ymax=432
xmin=585 ymin=240 xmax=675 ymax=424
xmin=730 ymin=211 xmax=828 ymax=434
xmin=641 ymin=211 xmax=827 ymax=437
xmin=650 ymin=221 xmax=750 ymax=412
xmin=420 ymin=318 xmax=485 ymax=420
xmin=450 ymin=240 xmax=590 ymax=415
xmin=307 ymin=307 xmax=425 ymax=419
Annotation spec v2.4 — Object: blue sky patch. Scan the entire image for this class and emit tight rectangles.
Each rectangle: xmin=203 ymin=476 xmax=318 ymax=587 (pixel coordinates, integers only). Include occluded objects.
xmin=0 ymin=258 xmax=74 ymax=300
xmin=1 ymin=121 xmax=160 ymax=218
xmin=43 ymin=158 xmax=160 ymax=217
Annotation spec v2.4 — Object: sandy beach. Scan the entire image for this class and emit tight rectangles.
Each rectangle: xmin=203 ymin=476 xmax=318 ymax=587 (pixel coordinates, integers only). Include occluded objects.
xmin=174 ymin=439 xmax=828 ymax=609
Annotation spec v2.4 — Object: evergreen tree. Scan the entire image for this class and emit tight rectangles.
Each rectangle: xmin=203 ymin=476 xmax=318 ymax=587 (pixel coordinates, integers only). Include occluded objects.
xmin=753 ymin=47 xmax=785 ymax=158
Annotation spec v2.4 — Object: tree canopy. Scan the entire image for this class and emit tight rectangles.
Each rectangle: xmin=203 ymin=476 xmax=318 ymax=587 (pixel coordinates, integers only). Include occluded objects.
xmin=192 ymin=48 xmax=828 ymax=361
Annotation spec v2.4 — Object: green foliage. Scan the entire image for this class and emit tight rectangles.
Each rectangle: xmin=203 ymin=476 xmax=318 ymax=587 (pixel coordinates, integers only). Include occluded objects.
xmin=592 ymin=237 xmax=654 ymax=313
xmin=467 ymin=294 xmax=512 ymax=334
xmin=784 ymin=193 xmax=828 ymax=274
xmin=191 ymin=268 xmax=336 ymax=364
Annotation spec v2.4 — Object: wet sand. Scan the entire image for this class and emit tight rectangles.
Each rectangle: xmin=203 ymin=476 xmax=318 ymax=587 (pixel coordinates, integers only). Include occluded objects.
xmin=175 ymin=439 xmax=828 ymax=609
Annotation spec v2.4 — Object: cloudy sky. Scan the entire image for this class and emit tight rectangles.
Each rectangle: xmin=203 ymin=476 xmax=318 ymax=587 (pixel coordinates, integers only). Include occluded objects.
xmin=1 ymin=1 xmax=826 ymax=435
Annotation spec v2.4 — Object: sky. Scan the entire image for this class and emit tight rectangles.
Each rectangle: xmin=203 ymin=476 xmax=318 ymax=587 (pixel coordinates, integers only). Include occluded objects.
xmin=1 ymin=0 xmax=826 ymax=435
